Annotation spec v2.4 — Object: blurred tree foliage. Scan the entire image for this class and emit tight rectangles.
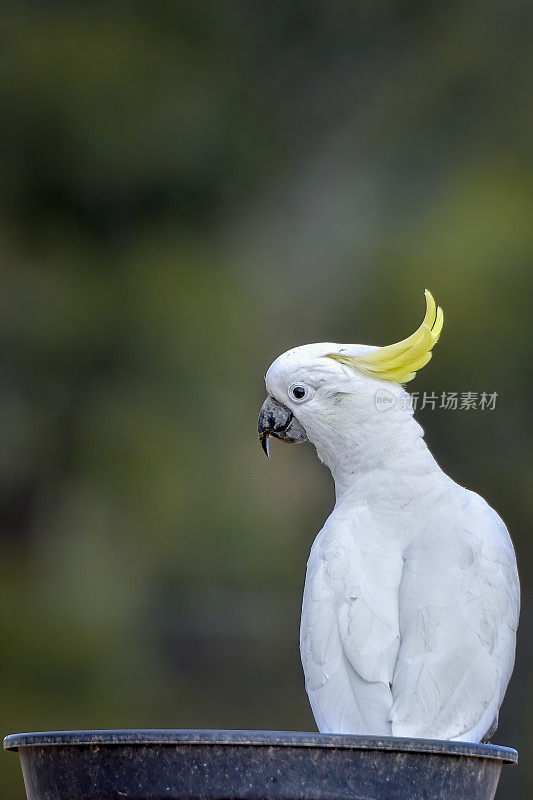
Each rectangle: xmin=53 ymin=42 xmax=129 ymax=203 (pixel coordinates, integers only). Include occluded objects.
xmin=1 ymin=2 xmax=532 ymax=797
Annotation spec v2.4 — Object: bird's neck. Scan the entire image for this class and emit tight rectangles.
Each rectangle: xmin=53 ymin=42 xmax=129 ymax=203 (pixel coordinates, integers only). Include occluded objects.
xmin=314 ymin=413 xmax=443 ymax=504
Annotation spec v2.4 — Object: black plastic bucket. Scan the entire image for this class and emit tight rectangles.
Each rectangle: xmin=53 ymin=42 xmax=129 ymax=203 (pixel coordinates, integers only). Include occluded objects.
xmin=3 ymin=729 xmax=517 ymax=800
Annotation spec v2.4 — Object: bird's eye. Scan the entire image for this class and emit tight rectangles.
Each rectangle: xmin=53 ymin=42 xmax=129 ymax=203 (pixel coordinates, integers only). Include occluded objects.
xmin=289 ymin=384 xmax=308 ymax=402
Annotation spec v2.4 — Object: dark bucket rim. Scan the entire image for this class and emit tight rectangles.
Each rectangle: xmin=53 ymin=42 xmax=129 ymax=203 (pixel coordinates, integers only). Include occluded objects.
xmin=2 ymin=729 xmax=518 ymax=764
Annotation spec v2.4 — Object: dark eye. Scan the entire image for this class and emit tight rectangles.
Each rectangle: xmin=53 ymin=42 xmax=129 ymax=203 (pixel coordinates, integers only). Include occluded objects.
xmin=290 ymin=385 xmax=307 ymax=401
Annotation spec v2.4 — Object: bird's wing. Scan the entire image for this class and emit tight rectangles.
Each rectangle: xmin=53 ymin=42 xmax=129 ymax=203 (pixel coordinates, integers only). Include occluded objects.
xmin=390 ymin=490 xmax=519 ymax=741
xmin=337 ymin=524 xmax=403 ymax=687
xmin=301 ymin=508 xmax=403 ymax=733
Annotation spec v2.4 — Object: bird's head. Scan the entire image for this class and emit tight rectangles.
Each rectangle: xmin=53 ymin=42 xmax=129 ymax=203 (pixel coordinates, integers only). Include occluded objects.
xmin=258 ymin=290 xmax=443 ymax=467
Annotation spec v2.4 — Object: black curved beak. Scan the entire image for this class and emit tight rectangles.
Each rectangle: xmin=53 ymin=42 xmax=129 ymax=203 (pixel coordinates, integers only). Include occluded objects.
xmin=258 ymin=396 xmax=308 ymax=458
xmin=259 ymin=429 xmax=271 ymax=458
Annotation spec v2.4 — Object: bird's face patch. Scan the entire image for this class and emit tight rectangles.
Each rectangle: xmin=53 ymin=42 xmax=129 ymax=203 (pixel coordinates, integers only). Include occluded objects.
xmin=264 ymin=343 xmax=342 ymax=409
xmin=260 ymin=343 xmax=374 ymax=456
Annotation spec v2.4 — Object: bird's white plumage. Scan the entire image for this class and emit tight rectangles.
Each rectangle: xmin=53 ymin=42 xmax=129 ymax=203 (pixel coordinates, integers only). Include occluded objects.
xmin=264 ymin=338 xmax=519 ymax=742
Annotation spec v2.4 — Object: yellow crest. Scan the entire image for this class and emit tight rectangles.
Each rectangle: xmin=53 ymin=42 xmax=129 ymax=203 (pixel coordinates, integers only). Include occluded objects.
xmin=327 ymin=290 xmax=444 ymax=384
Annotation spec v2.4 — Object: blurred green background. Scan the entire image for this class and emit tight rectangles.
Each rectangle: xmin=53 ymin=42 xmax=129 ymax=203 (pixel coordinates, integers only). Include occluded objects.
xmin=1 ymin=2 xmax=532 ymax=798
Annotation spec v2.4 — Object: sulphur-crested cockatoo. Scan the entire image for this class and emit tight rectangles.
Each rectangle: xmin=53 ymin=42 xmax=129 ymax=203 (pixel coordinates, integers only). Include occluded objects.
xmin=258 ymin=291 xmax=519 ymax=742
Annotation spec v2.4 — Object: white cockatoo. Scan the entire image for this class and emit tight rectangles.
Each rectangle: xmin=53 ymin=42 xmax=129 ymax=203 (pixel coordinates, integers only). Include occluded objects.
xmin=258 ymin=290 xmax=519 ymax=742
